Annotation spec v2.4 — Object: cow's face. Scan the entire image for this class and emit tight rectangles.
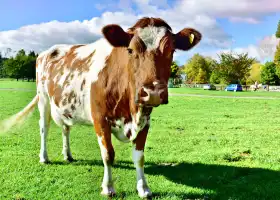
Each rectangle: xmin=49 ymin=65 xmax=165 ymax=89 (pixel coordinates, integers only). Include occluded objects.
xmin=102 ymin=18 xmax=201 ymax=107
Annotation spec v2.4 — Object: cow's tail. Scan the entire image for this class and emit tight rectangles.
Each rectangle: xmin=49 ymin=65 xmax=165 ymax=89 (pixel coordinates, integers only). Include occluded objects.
xmin=0 ymin=95 xmax=39 ymax=134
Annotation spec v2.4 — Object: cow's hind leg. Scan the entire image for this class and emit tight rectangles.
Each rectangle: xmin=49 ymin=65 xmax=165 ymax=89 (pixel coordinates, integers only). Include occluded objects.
xmin=62 ymin=125 xmax=74 ymax=162
xmin=38 ymin=95 xmax=51 ymax=163
xmin=133 ymin=125 xmax=152 ymax=198
xmin=94 ymin=120 xmax=116 ymax=196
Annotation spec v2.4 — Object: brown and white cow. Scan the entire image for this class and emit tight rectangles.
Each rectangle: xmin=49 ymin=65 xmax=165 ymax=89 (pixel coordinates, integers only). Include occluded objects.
xmin=0 ymin=17 xmax=201 ymax=198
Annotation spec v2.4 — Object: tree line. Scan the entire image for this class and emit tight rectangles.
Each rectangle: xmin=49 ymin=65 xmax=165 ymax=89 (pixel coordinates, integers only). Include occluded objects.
xmin=0 ymin=49 xmax=38 ymax=81
xmin=180 ymin=52 xmax=280 ymax=86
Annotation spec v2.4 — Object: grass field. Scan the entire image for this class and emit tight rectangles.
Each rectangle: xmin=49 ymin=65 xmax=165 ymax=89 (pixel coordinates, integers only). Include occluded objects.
xmin=0 ymin=79 xmax=36 ymax=90
xmin=1 ymin=81 xmax=280 ymax=199
xmin=168 ymin=87 xmax=280 ymax=98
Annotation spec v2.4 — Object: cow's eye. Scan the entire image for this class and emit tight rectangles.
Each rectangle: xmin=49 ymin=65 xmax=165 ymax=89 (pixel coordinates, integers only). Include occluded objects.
xmin=127 ymin=48 xmax=133 ymax=55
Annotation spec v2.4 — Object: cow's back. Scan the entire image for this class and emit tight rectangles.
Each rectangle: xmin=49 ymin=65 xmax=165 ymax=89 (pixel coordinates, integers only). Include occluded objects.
xmin=36 ymin=38 xmax=113 ymax=126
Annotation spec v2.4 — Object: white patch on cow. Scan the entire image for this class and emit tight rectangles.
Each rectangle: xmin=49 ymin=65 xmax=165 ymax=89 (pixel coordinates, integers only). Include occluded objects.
xmin=129 ymin=108 xmax=148 ymax=141
xmin=75 ymin=44 xmax=94 ymax=59
xmin=38 ymin=93 xmax=51 ymax=163
xmin=137 ymin=26 xmax=167 ymax=51
xmin=98 ymin=136 xmax=115 ymax=195
xmin=111 ymin=108 xmax=148 ymax=142
xmin=132 ymin=147 xmax=151 ymax=198
xmin=62 ymin=125 xmax=73 ymax=161
xmin=88 ymin=38 xmax=113 ymax=83
xmin=50 ymin=100 xmax=65 ymax=126
xmin=50 ymin=45 xmax=72 ymax=59
xmin=111 ymin=118 xmax=130 ymax=143
xmin=57 ymin=69 xmax=69 ymax=87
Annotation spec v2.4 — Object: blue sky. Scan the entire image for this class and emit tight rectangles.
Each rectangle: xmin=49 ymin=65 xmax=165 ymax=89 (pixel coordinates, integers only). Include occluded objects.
xmin=0 ymin=0 xmax=279 ymax=65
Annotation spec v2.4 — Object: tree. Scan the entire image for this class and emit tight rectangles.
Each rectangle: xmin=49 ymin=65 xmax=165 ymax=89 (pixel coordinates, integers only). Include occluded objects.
xmin=169 ymin=61 xmax=183 ymax=85
xmin=246 ymin=63 xmax=263 ymax=85
xmin=205 ymin=56 xmax=217 ymax=72
xmin=275 ymin=43 xmax=280 ymax=79
xmin=170 ymin=61 xmax=179 ymax=79
xmin=210 ymin=70 xmax=221 ymax=84
xmin=261 ymin=61 xmax=280 ymax=85
xmin=3 ymin=57 xmax=19 ymax=80
xmin=0 ymin=53 xmax=4 ymax=78
xmin=214 ymin=52 xmax=256 ymax=84
xmin=183 ymin=54 xmax=210 ymax=83
xmin=276 ymin=20 xmax=280 ymax=38
xmin=23 ymin=51 xmax=37 ymax=81
xmin=2 ymin=49 xmax=37 ymax=81
xmin=275 ymin=44 xmax=280 ymax=65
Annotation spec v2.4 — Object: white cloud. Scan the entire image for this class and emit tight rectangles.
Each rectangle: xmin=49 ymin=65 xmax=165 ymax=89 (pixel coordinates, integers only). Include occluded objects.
xmin=229 ymin=17 xmax=260 ymax=24
xmin=0 ymin=12 xmax=139 ymax=55
xmin=176 ymin=0 xmax=280 ymax=23
xmin=0 ymin=0 xmax=231 ymax=55
xmin=0 ymin=0 xmax=279 ymax=57
xmin=200 ymin=35 xmax=280 ymax=63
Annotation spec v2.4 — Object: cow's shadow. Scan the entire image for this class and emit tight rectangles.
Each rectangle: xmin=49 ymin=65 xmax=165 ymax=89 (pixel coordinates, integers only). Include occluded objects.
xmin=51 ymin=159 xmax=280 ymax=199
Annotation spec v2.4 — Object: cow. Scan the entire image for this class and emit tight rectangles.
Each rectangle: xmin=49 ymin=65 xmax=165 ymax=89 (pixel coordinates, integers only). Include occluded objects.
xmin=0 ymin=17 xmax=201 ymax=198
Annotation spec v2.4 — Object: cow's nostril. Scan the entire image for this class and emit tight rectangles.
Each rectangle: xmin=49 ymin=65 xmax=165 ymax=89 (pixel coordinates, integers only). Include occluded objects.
xmin=140 ymin=88 xmax=149 ymax=97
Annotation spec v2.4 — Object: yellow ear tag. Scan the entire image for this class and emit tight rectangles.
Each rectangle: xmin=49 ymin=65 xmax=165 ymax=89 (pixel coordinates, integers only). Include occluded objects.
xmin=189 ymin=34 xmax=194 ymax=44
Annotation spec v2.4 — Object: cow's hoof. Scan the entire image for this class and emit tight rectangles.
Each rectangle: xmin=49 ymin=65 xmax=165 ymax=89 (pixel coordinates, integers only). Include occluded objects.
xmin=101 ymin=186 xmax=116 ymax=197
xmin=39 ymin=158 xmax=50 ymax=164
xmin=137 ymin=187 xmax=152 ymax=199
xmin=64 ymin=156 xmax=75 ymax=163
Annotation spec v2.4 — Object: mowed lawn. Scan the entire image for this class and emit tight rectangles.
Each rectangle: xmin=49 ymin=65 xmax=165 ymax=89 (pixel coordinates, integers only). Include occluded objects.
xmin=169 ymin=87 xmax=280 ymax=98
xmin=1 ymin=82 xmax=280 ymax=199
xmin=0 ymin=79 xmax=36 ymax=90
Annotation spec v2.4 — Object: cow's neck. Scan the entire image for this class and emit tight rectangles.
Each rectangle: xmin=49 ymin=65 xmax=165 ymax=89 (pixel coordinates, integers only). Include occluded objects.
xmin=105 ymin=47 xmax=152 ymax=123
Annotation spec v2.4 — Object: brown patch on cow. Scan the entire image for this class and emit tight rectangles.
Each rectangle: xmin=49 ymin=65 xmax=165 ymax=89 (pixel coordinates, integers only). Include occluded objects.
xmin=127 ymin=17 xmax=172 ymax=34
xmin=133 ymin=125 xmax=149 ymax=151
xmin=62 ymin=74 xmax=72 ymax=88
xmin=126 ymin=130 xmax=132 ymax=139
xmin=62 ymin=98 xmax=68 ymax=106
xmin=50 ymin=49 xmax=59 ymax=58
xmin=81 ymin=79 xmax=86 ymax=91
xmin=62 ymin=46 xmax=95 ymax=73
xmin=68 ymin=91 xmax=76 ymax=103
xmin=47 ymin=79 xmax=63 ymax=106
xmin=63 ymin=109 xmax=72 ymax=119
xmin=71 ymin=104 xmax=76 ymax=111
xmin=93 ymin=120 xmax=115 ymax=165
xmin=90 ymin=48 xmax=133 ymax=122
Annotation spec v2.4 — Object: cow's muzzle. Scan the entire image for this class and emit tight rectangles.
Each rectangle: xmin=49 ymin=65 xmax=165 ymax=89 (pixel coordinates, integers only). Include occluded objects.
xmin=135 ymin=82 xmax=168 ymax=107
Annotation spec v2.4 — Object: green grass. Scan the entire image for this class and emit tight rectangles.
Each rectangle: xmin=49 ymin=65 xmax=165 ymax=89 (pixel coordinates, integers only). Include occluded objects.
xmin=1 ymin=81 xmax=280 ymax=199
xmin=169 ymin=87 xmax=280 ymax=98
xmin=0 ymin=79 xmax=36 ymax=90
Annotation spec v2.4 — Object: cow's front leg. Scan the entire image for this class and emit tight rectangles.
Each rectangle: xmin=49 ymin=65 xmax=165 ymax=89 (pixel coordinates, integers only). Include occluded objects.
xmin=133 ymin=125 xmax=152 ymax=198
xmin=94 ymin=120 xmax=116 ymax=196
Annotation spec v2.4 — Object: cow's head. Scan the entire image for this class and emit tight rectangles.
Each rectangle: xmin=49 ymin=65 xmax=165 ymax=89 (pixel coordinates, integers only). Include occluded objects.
xmin=102 ymin=17 xmax=201 ymax=107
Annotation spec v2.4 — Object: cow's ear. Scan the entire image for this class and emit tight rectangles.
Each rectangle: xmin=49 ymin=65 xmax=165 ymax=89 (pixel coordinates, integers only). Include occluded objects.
xmin=173 ymin=28 xmax=202 ymax=51
xmin=102 ymin=24 xmax=132 ymax=47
